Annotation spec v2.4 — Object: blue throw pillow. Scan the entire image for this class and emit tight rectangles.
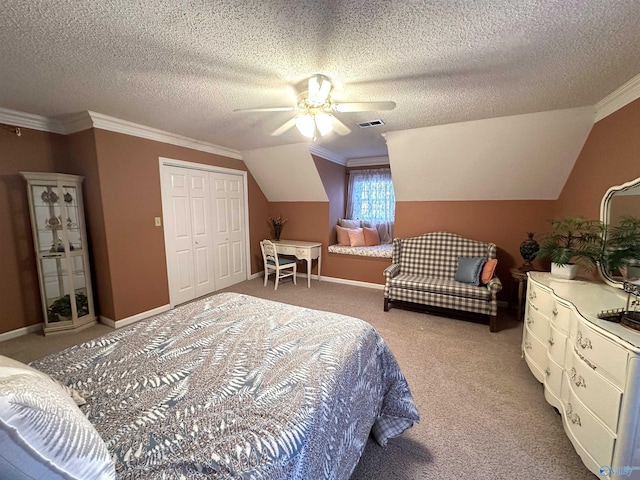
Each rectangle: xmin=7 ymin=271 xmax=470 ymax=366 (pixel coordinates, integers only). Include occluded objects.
xmin=454 ymin=256 xmax=487 ymax=286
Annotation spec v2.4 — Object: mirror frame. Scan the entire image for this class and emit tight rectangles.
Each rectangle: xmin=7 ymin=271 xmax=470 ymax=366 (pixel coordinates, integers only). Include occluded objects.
xmin=599 ymin=175 xmax=640 ymax=288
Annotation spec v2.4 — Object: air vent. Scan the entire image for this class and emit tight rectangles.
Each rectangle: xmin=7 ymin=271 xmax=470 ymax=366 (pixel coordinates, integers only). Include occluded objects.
xmin=357 ymin=119 xmax=385 ymax=128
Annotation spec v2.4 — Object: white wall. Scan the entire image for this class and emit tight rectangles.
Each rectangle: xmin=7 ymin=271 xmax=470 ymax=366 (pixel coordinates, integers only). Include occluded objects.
xmin=385 ymin=106 xmax=595 ymax=201
xmin=242 ymin=143 xmax=329 ymax=202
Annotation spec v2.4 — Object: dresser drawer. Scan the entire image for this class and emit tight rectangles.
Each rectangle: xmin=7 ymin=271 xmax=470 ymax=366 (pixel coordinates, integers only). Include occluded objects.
xmin=277 ymin=245 xmax=296 ymax=255
xmin=572 ymin=322 xmax=629 ymax=389
xmin=550 ymin=300 xmax=571 ymax=333
xmin=548 ymin=323 xmax=567 ymax=366
xmin=544 ymin=358 xmax=563 ymax=399
xmin=523 ymin=328 xmax=547 ymax=382
xmin=527 ymin=282 xmax=554 ymax=315
xmin=525 ymin=306 xmax=550 ymax=344
xmin=561 ymin=376 xmax=615 ymax=469
xmin=295 ymin=248 xmax=309 ymax=259
xmin=565 ymin=349 xmax=622 ymax=433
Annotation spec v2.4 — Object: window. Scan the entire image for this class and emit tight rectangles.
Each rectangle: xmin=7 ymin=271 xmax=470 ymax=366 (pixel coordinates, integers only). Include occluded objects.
xmin=346 ymin=168 xmax=395 ymax=224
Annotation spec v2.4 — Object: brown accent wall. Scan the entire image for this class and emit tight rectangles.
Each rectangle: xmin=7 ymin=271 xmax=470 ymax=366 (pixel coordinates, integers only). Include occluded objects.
xmin=0 ymin=126 xmax=67 ymax=333
xmin=59 ymin=130 xmax=114 ymax=319
xmin=266 ymin=202 xmax=328 ymax=276
xmin=555 ymin=98 xmax=640 ymax=219
xmin=92 ymin=129 xmax=269 ymax=321
xmin=395 ymin=200 xmax=556 ymax=288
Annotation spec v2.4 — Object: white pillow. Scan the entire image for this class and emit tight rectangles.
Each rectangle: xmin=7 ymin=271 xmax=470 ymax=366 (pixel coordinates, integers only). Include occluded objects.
xmin=0 ymin=356 xmax=114 ymax=480
xmin=338 ymin=218 xmax=361 ymax=229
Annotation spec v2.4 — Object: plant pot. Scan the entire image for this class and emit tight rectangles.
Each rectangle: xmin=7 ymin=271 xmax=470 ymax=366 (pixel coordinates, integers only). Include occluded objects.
xmin=551 ymin=263 xmax=579 ymax=280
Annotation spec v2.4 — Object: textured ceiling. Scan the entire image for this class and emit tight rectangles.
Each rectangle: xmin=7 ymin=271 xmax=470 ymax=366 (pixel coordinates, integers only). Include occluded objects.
xmin=1 ymin=1 xmax=640 ymax=159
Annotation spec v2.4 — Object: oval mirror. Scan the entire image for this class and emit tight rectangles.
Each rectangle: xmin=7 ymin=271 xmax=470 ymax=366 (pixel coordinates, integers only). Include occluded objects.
xmin=599 ymin=176 xmax=640 ymax=288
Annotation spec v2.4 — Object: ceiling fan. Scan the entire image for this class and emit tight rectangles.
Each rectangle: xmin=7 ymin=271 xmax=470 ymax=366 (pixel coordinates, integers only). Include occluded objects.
xmin=234 ymin=74 xmax=396 ymax=140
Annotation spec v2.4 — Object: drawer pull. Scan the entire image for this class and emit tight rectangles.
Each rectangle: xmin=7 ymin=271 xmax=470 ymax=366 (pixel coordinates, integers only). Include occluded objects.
xmin=566 ymin=403 xmax=582 ymax=427
xmin=524 ymin=342 xmax=532 ymax=350
xmin=575 ymin=350 xmax=597 ymax=371
xmin=576 ymin=331 xmax=592 ymax=350
xmin=526 ymin=317 xmax=534 ymax=326
xmin=548 ymin=337 xmax=555 ymax=347
xmin=529 ymin=291 xmax=537 ymax=300
xmin=570 ymin=368 xmax=587 ymax=388
xmin=552 ymin=308 xmax=558 ymax=317
xmin=545 ymin=367 xmax=551 ymax=377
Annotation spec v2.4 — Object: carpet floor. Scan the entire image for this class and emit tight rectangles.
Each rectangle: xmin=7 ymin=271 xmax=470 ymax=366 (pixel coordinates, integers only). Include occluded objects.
xmin=0 ymin=277 xmax=595 ymax=479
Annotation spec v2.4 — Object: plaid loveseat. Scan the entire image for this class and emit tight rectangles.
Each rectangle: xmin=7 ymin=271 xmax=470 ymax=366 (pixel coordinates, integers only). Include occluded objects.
xmin=383 ymin=232 xmax=503 ymax=332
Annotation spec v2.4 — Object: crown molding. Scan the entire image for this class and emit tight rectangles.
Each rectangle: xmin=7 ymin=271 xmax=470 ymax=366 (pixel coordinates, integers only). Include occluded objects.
xmin=87 ymin=112 xmax=242 ymax=159
xmin=59 ymin=111 xmax=94 ymax=134
xmin=308 ymin=144 xmax=347 ymax=165
xmin=346 ymin=156 xmax=390 ymax=167
xmin=595 ymin=73 xmax=640 ymax=122
xmin=0 ymin=107 xmax=242 ymax=160
xmin=0 ymin=107 xmax=66 ymax=134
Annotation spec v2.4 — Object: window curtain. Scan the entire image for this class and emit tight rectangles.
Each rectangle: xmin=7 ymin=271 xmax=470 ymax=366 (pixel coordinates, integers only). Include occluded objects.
xmin=346 ymin=168 xmax=395 ymax=225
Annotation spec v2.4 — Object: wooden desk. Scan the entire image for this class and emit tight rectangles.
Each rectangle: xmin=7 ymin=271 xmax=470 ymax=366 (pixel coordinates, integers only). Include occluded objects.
xmin=272 ymin=240 xmax=322 ymax=288
xmin=509 ymin=267 xmax=539 ymax=321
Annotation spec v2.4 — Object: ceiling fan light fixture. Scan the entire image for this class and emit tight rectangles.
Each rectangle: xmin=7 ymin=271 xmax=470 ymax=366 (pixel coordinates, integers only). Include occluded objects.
xmin=315 ymin=112 xmax=334 ymax=136
xmin=307 ymin=74 xmax=332 ymax=106
xmin=295 ymin=114 xmax=316 ymax=138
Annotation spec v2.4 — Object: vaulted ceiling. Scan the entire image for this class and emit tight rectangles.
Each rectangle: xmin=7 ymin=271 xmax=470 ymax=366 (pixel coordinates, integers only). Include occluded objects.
xmin=2 ymin=1 xmax=640 ymax=160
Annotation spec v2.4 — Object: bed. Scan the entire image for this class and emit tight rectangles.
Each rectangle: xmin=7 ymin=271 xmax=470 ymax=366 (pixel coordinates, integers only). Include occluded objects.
xmin=10 ymin=292 xmax=418 ymax=479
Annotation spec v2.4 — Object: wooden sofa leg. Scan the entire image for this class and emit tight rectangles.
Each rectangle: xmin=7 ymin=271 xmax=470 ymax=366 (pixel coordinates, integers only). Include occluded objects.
xmin=384 ymin=298 xmax=390 ymax=312
xmin=489 ymin=315 xmax=497 ymax=333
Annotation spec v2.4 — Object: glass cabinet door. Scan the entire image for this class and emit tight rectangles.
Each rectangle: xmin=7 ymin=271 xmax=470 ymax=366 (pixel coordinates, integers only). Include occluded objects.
xmin=31 ymin=183 xmax=66 ymax=254
xmin=22 ymin=172 xmax=96 ymax=335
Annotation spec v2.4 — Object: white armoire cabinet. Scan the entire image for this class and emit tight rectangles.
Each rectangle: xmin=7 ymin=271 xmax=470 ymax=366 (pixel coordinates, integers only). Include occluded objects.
xmin=22 ymin=172 xmax=96 ymax=335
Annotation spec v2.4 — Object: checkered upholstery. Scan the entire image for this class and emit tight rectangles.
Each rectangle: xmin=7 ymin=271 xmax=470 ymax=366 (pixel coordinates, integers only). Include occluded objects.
xmin=384 ymin=232 xmax=502 ymax=317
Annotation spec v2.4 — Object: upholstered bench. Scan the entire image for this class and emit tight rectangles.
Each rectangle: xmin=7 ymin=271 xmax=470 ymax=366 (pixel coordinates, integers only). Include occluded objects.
xmin=383 ymin=232 xmax=502 ymax=332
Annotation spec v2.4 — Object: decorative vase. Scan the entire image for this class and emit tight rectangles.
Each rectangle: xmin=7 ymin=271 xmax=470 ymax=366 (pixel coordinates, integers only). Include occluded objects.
xmin=273 ymin=224 xmax=282 ymax=241
xmin=551 ymin=262 xmax=579 ymax=280
xmin=519 ymin=232 xmax=539 ymax=268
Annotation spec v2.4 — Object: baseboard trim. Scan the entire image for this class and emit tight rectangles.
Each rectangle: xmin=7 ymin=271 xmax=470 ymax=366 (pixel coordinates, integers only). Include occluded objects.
xmin=296 ymin=273 xmax=384 ymax=290
xmin=0 ymin=323 xmax=43 ymax=342
xmin=248 ymin=271 xmax=264 ymax=280
xmin=100 ymin=304 xmax=171 ymax=329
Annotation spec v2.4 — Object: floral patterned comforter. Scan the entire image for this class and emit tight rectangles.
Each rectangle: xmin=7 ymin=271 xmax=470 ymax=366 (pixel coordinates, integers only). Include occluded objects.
xmin=32 ymin=292 xmax=418 ymax=479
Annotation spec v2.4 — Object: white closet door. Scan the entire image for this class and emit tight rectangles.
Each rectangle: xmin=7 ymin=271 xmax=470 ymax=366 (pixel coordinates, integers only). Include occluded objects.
xmin=188 ymin=171 xmax=215 ymax=298
xmin=210 ymin=172 xmax=246 ymax=290
xmin=163 ymin=167 xmax=196 ymax=305
xmin=163 ymin=166 xmax=215 ymax=306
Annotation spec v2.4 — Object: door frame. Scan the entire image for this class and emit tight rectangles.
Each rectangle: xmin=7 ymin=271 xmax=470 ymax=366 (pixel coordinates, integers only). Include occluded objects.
xmin=159 ymin=157 xmax=251 ymax=308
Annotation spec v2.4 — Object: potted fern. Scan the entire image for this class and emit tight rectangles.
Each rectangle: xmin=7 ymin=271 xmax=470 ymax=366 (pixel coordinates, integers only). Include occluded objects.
xmin=537 ymin=216 xmax=604 ymax=279
xmin=603 ymin=215 xmax=640 ymax=282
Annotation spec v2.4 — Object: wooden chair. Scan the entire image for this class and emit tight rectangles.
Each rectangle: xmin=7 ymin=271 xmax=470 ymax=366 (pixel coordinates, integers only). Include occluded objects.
xmin=260 ymin=239 xmax=297 ymax=290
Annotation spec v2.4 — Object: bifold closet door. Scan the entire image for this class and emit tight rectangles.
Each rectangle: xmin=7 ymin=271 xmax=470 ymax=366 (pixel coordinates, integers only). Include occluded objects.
xmin=163 ymin=166 xmax=215 ymax=305
xmin=210 ymin=172 xmax=246 ymax=290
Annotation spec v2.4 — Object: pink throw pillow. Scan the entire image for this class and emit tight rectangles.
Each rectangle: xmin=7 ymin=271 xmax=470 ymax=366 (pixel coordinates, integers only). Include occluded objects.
xmin=481 ymin=259 xmax=498 ymax=284
xmin=363 ymin=227 xmax=381 ymax=246
xmin=336 ymin=225 xmax=353 ymax=246
xmin=348 ymin=228 xmax=366 ymax=247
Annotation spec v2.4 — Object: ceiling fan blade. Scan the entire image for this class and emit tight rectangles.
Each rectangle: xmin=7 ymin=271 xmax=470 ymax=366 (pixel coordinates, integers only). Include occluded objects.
xmin=271 ymin=117 xmax=298 ymax=136
xmin=332 ymin=101 xmax=396 ymax=113
xmin=331 ymin=116 xmax=351 ymax=135
xmin=234 ymin=106 xmax=297 ymax=112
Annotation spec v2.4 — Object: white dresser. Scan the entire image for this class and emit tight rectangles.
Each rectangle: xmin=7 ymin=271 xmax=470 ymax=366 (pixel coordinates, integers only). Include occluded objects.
xmin=523 ymin=272 xmax=640 ymax=479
